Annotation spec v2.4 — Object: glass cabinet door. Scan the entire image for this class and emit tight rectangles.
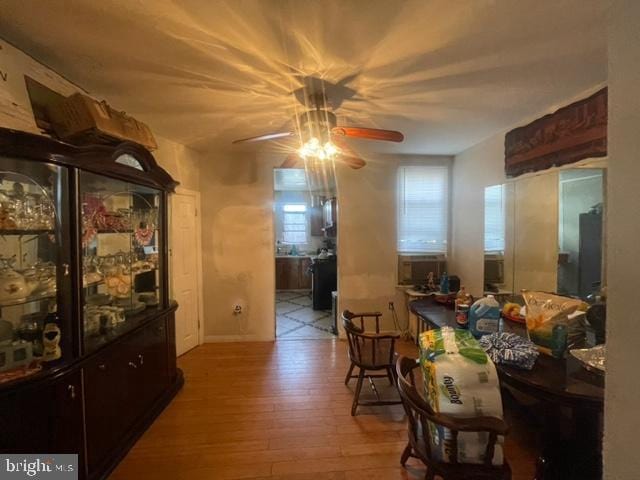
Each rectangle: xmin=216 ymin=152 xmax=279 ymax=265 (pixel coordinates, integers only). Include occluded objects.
xmin=80 ymin=172 xmax=163 ymax=353
xmin=0 ymin=157 xmax=70 ymax=381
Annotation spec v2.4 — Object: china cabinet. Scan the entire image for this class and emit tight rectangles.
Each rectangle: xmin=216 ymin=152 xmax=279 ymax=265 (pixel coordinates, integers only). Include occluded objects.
xmin=0 ymin=127 xmax=182 ymax=480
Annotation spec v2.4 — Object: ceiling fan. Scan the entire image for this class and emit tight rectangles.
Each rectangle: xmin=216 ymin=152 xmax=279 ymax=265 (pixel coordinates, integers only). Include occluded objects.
xmin=231 ymin=77 xmax=404 ymax=169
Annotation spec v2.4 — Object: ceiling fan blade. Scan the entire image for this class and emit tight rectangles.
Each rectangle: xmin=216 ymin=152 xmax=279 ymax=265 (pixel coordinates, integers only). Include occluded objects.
xmin=330 ymin=135 xmax=367 ymax=169
xmin=337 ymin=154 xmax=366 ymax=169
xmin=331 ymin=126 xmax=404 ymax=143
xmin=232 ymin=131 xmax=294 ymax=144
xmin=280 ymin=153 xmax=301 ymax=168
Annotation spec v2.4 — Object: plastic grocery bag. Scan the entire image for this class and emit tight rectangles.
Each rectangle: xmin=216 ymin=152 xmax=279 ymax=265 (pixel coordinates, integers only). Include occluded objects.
xmin=522 ymin=290 xmax=586 ymax=356
xmin=419 ymin=327 xmax=504 ymax=465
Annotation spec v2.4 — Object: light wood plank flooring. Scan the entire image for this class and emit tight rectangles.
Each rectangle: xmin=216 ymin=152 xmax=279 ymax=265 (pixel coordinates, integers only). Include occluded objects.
xmin=110 ymin=339 xmax=537 ymax=479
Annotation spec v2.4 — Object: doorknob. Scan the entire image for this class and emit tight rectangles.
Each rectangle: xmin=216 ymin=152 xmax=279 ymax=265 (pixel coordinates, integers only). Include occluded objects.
xmin=138 ymin=354 xmax=144 ymax=366
xmin=68 ymin=384 xmax=76 ymax=400
xmin=128 ymin=361 xmax=138 ymax=369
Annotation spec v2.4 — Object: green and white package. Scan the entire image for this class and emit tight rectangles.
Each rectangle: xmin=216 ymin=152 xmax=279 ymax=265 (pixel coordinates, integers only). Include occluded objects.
xmin=419 ymin=327 xmax=504 ymax=465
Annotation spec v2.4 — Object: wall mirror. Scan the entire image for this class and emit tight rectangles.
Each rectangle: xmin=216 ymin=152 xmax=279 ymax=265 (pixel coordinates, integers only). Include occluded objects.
xmin=484 ymin=166 xmax=605 ymax=300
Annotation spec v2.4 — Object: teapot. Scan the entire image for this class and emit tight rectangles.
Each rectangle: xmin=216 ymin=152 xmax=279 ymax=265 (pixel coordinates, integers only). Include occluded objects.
xmin=33 ymin=261 xmax=56 ymax=295
xmin=0 ymin=256 xmax=38 ymax=304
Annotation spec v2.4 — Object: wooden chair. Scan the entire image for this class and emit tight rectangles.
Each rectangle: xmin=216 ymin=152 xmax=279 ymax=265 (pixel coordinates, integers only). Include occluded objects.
xmin=396 ymin=355 xmax=512 ymax=480
xmin=342 ymin=310 xmax=402 ymax=416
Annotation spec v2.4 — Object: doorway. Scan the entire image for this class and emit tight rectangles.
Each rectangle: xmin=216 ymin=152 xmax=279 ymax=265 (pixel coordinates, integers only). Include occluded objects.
xmin=170 ymin=188 xmax=203 ymax=355
xmin=273 ymin=168 xmax=337 ymax=339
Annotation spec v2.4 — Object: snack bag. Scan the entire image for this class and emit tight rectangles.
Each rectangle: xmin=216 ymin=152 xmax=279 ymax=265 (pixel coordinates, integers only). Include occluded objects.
xmin=419 ymin=327 xmax=504 ymax=465
xmin=522 ymin=290 xmax=586 ymax=356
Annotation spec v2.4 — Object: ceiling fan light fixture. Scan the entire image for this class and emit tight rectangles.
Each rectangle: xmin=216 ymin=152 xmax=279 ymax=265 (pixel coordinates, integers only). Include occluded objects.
xmin=297 ymin=137 xmax=340 ymax=161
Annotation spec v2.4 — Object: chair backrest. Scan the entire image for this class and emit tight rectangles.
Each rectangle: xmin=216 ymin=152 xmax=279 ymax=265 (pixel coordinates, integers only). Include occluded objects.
xmin=342 ymin=310 xmax=395 ymax=369
xmin=396 ymin=355 xmax=506 ymax=467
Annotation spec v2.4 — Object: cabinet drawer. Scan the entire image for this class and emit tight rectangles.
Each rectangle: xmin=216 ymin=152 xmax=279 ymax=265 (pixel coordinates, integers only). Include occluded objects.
xmin=84 ymin=317 xmax=170 ymax=473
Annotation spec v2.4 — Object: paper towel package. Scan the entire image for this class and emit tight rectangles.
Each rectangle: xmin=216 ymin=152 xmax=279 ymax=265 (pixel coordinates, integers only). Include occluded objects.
xmin=419 ymin=327 xmax=504 ymax=465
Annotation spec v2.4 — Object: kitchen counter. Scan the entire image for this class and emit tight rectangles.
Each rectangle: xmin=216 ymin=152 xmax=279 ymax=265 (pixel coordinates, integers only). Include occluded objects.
xmin=275 ymin=254 xmax=336 ymax=260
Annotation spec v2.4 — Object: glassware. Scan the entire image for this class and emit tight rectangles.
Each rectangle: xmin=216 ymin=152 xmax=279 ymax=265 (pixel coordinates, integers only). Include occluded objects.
xmin=0 ymin=162 xmax=67 ymax=378
xmin=80 ymin=172 xmax=163 ymax=353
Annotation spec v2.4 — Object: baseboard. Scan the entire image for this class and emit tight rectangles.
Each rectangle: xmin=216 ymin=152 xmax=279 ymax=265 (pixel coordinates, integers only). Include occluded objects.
xmin=204 ymin=334 xmax=275 ymax=343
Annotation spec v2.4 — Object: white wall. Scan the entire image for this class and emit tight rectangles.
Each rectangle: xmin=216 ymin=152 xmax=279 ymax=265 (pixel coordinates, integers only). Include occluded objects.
xmin=337 ymin=154 xmax=452 ymax=334
xmin=198 ymin=152 xmax=452 ymax=340
xmin=604 ymin=1 xmax=640 ymax=478
xmin=450 ymin=133 xmax=507 ymax=297
xmin=199 ymin=150 xmax=277 ymax=341
xmin=512 ymin=172 xmax=559 ymax=292
xmin=0 ymin=39 xmax=202 ymax=192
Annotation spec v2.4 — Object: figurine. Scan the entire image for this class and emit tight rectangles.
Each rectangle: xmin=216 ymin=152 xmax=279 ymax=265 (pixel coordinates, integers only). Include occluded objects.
xmin=426 ymin=272 xmax=437 ymax=292
xmin=42 ymin=323 xmax=61 ymax=362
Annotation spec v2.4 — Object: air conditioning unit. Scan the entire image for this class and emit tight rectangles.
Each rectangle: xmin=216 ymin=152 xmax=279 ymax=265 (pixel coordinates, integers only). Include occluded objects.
xmin=484 ymin=254 xmax=504 ymax=284
xmin=398 ymin=254 xmax=447 ymax=285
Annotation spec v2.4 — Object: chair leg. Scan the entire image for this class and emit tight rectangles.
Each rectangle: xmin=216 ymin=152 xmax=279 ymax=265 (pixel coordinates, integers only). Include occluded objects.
xmin=351 ymin=369 xmax=365 ymax=416
xmin=386 ymin=366 xmax=395 ymax=386
xmin=344 ymin=361 xmax=355 ymax=385
xmin=400 ymin=442 xmax=412 ymax=466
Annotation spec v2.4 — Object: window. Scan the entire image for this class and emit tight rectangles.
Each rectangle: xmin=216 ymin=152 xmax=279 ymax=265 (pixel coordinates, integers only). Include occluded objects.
xmin=397 ymin=165 xmax=449 ymax=253
xmin=282 ymin=203 xmax=308 ymax=244
xmin=484 ymin=184 xmax=505 ymax=253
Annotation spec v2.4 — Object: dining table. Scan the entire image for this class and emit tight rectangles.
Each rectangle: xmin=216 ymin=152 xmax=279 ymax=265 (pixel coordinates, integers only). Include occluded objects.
xmin=410 ymin=297 xmax=604 ymax=480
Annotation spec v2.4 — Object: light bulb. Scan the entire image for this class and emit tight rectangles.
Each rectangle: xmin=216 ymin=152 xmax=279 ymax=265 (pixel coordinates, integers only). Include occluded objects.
xmin=297 ymin=138 xmax=339 ymax=160
xmin=324 ymin=142 xmax=338 ymax=157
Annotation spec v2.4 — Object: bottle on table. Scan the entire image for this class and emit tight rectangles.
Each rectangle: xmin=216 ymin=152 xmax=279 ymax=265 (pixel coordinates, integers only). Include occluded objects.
xmin=469 ymin=294 xmax=501 ymax=338
xmin=439 ymin=272 xmax=450 ymax=294
xmin=455 ymin=286 xmax=471 ymax=329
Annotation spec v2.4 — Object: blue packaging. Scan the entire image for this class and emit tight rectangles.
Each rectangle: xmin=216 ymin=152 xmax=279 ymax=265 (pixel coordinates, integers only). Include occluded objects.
xmin=469 ymin=295 xmax=501 ymax=338
xmin=439 ymin=272 xmax=450 ymax=294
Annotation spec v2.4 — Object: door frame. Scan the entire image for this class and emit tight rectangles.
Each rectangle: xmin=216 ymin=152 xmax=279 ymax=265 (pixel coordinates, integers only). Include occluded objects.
xmin=170 ymin=187 xmax=204 ymax=352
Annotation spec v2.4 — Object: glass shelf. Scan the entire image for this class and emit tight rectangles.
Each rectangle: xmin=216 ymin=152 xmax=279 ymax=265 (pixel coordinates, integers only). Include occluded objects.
xmin=80 ymin=171 xmax=163 ymax=354
xmin=0 ymin=290 xmax=56 ymax=309
xmin=0 ymin=229 xmax=54 ymax=236
xmin=83 ymin=268 xmax=158 ymax=289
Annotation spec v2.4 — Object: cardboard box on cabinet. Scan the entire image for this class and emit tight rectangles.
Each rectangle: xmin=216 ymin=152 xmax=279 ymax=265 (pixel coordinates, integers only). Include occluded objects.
xmin=47 ymin=92 xmax=157 ymax=150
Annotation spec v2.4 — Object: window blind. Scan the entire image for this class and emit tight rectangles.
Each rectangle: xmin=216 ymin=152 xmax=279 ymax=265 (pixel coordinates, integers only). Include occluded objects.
xmin=282 ymin=204 xmax=308 ymax=244
xmin=484 ymin=184 xmax=505 ymax=253
xmin=397 ymin=165 xmax=449 ymax=253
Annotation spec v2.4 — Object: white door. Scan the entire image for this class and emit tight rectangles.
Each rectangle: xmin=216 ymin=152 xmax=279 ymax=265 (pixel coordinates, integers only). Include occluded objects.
xmin=171 ymin=190 xmax=201 ymax=356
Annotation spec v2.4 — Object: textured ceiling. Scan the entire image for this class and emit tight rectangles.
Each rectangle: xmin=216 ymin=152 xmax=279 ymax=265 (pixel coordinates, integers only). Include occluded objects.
xmin=0 ymin=0 xmax=608 ymax=155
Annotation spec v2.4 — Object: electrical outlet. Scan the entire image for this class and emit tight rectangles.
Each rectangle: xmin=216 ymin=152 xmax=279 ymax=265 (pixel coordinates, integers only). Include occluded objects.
xmin=233 ymin=305 xmax=243 ymax=315
xmin=388 ymin=301 xmax=394 ymax=311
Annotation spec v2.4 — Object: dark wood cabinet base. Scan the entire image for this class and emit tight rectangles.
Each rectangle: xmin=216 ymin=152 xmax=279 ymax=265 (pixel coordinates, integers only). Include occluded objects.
xmin=89 ymin=368 xmax=184 ymax=480
xmin=0 ymin=308 xmax=183 ymax=480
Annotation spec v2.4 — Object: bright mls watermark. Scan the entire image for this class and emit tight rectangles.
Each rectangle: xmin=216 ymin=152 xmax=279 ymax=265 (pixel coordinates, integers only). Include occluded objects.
xmin=0 ymin=455 xmax=77 ymax=479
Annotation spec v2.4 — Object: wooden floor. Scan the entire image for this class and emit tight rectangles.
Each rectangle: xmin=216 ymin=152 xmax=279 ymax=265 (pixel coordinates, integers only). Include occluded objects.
xmin=110 ymin=339 xmax=538 ymax=480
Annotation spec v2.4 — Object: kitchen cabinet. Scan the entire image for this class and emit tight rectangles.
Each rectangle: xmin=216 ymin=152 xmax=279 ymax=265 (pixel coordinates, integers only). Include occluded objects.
xmin=323 ymin=197 xmax=337 ymax=236
xmin=310 ymin=206 xmax=324 ymax=237
xmin=276 ymin=257 xmax=312 ymax=290
xmin=299 ymin=257 xmax=312 ymax=289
